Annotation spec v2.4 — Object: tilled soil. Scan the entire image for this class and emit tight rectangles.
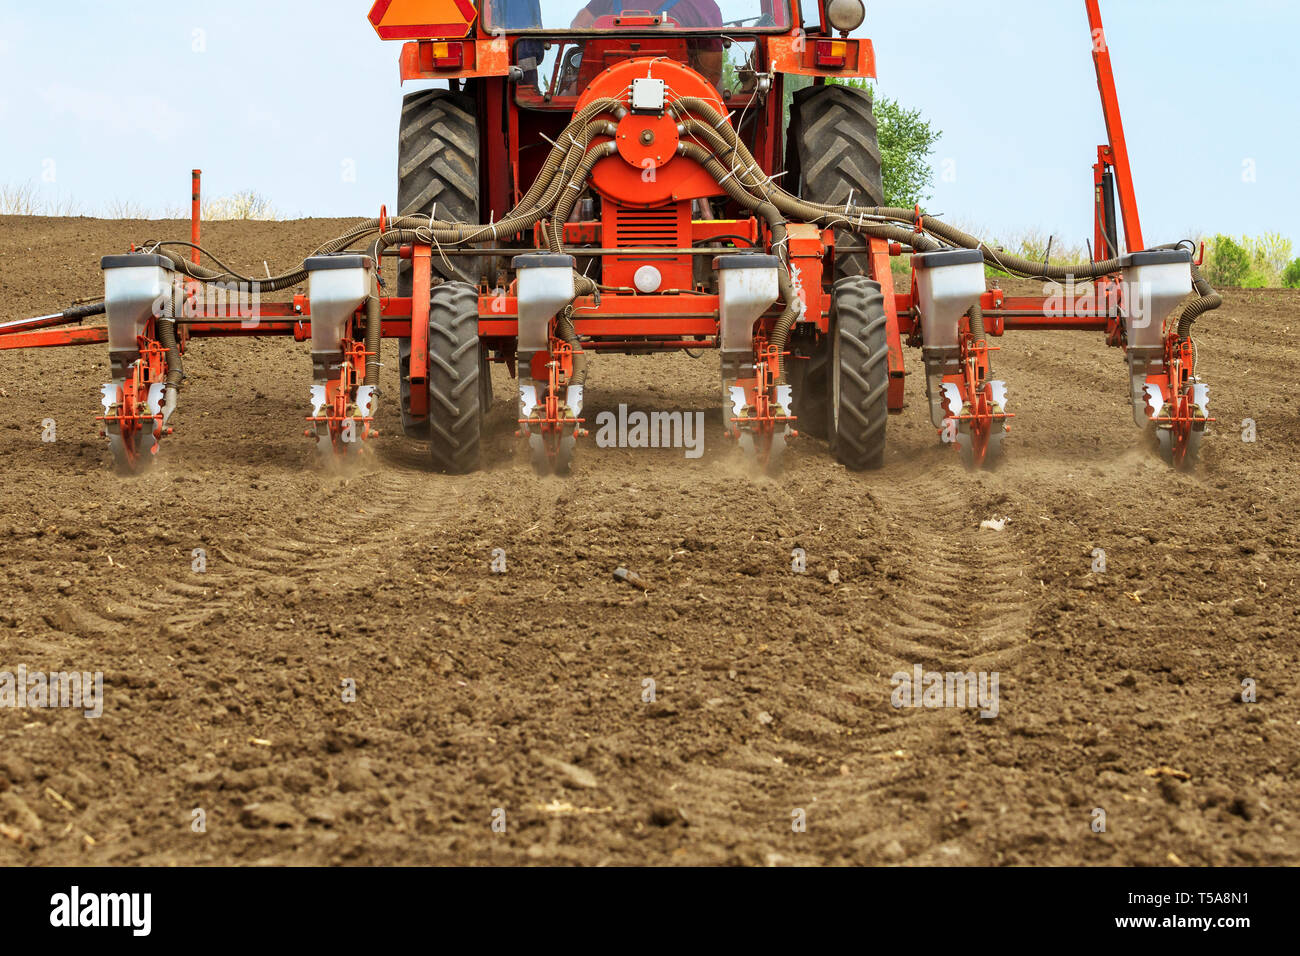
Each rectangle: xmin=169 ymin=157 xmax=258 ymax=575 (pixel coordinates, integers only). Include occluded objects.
xmin=0 ymin=215 xmax=1297 ymax=866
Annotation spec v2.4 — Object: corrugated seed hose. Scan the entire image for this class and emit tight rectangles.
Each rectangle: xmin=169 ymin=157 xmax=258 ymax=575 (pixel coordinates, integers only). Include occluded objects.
xmin=364 ymin=276 xmax=381 ymax=387
xmin=123 ymin=92 xmax=1215 ymax=390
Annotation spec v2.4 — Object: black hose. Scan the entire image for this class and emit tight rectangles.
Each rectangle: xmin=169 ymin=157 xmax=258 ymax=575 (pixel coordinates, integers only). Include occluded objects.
xmin=120 ymin=92 xmax=1220 ymax=394
xmin=157 ymin=318 xmax=183 ymax=390
xmin=679 ymin=140 xmax=799 ymax=378
xmin=1148 ymin=242 xmax=1222 ymax=341
xmin=66 ymin=301 xmax=107 ymax=322
xmin=676 ymin=97 xmax=1225 ymax=366
xmin=1172 ymin=261 xmax=1222 ymax=341
xmin=556 ymin=305 xmax=588 ymax=388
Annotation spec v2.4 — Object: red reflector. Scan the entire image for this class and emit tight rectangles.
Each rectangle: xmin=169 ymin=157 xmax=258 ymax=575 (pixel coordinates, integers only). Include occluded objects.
xmin=420 ymin=40 xmax=464 ymax=70
xmin=814 ymin=40 xmax=848 ymax=68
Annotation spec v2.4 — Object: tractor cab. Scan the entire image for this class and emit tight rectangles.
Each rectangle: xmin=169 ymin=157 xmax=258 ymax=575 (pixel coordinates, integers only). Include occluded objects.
xmin=485 ymin=1 xmax=789 ymax=104
xmin=485 ymin=0 xmax=790 ymax=32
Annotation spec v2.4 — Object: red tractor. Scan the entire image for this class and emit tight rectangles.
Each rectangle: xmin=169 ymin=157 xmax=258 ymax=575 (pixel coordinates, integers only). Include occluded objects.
xmin=0 ymin=1 xmax=1218 ymax=476
xmin=368 ymin=0 xmax=1215 ymax=474
xmin=379 ymin=0 xmax=896 ymax=474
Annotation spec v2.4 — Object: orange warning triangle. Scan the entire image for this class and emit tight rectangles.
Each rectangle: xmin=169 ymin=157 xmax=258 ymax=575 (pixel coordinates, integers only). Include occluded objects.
xmin=368 ymin=0 xmax=477 ymax=40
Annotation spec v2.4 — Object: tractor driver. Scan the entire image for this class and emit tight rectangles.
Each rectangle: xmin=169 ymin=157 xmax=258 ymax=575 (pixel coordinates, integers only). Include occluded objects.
xmin=570 ymin=0 xmax=726 ymax=89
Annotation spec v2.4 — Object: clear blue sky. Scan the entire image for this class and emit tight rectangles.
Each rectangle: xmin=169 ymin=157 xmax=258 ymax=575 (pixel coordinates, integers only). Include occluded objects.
xmin=0 ymin=0 xmax=1294 ymax=251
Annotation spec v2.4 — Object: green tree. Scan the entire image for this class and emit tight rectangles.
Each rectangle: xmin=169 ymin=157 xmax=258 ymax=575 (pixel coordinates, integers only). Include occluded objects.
xmin=1205 ymin=235 xmax=1250 ymax=287
xmin=831 ymin=79 xmax=941 ymax=207
xmin=1283 ymin=258 xmax=1300 ymax=289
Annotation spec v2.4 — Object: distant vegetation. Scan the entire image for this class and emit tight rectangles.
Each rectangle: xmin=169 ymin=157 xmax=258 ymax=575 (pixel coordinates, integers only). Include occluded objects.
xmin=791 ymin=79 xmax=1298 ymax=290
xmin=828 ymin=78 xmax=941 ymax=209
xmin=0 ymin=181 xmax=281 ymax=221
xmin=1201 ymin=233 xmax=1298 ymax=288
xmin=0 ymin=182 xmax=85 ymax=217
xmin=984 ymin=229 xmax=1088 ymax=275
xmin=4 ymin=164 xmax=1299 ymax=291
xmin=200 ymin=190 xmax=282 ymax=222
xmin=892 ymin=229 xmax=1300 ymax=289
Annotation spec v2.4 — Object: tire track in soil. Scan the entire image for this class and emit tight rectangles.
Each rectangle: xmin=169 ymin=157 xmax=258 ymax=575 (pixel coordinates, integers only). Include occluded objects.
xmin=38 ymin=468 xmax=416 ymax=642
xmin=602 ymin=457 xmax=1040 ymax=864
xmin=5 ymin=217 xmax=1298 ymax=866
xmin=869 ymin=478 xmax=1034 ymax=671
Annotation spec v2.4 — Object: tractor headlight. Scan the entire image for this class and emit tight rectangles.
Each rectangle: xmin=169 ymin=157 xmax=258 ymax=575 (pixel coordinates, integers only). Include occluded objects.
xmin=827 ymin=0 xmax=866 ymax=34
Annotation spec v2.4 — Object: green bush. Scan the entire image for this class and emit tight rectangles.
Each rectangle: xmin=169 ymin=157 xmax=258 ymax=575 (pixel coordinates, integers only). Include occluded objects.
xmin=874 ymin=95 xmax=941 ymax=208
xmin=1283 ymin=258 xmax=1300 ymax=289
xmin=1204 ymin=235 xmax=1250 ymax=287
xmin=825 ymin=78 xmax=942 ymax=208
xmin=1200 ymin=233 xmax=1295 ymax=287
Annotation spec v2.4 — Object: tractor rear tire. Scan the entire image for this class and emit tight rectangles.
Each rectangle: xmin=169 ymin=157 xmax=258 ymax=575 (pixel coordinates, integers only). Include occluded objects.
xmin=789 ymin=83 xmax=884 ymax=281
xmin=397 ymin=88 xmax=480 ymax=438
xmin=788 ymin=326 xmax=831 ymax=440
xmin=427 ymin=282 xmax=486 ymax=474
xmin=829 ymin=276 xmax=889 ymax=470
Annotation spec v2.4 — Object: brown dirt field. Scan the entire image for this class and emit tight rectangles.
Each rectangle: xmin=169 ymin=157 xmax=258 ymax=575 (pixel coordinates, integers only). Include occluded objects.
xmin=0 ymin=215 xmax=1297 ymax=866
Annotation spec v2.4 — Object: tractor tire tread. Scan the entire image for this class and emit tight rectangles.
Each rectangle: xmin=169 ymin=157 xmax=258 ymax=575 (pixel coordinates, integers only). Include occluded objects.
xmin=426 ymin=282 xmax=484 ymax=474
xmin=396 ymin=88 xmax=480 ymax=437
xmin=831 ymin=276 xmax=889 ymax=470
xmin=790 ymin=84 xmax=884 ymax=281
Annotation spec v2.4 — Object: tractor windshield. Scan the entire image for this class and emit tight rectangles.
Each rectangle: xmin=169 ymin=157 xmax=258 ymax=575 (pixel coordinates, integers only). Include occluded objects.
xmin=486 ymin=0 xmax=792 ymax=32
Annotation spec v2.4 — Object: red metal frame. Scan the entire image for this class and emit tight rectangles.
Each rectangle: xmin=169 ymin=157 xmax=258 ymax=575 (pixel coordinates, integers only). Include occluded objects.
xmin=1086 ymin=0 xmax=1143 ymax=254
xmin=867 ymin=237 xmax=907 ymax=411
xmin=97 ymin=329 xmax=169 ymax=464
xmin=305 ymin=337 xmax=376 ymax=450
xmin=191 ymin=170 xmax=201 ymax=264
xmin=0 ymin=1 xmax=1185 ymax=470
xmin=1149 ymin=336 xmax=1213 ymax=467
xmin=0 ymin=327 xmax=108 ymax=350
xmin=942 ymin=331 xmax=1014 ymax=466
xmin=728 ymin=338 xmax=797 ymax=464
xmin=408 ymin=245 xmax=432 ymax=418
xmin=518 ymin=339 xmax=585 ymax=463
